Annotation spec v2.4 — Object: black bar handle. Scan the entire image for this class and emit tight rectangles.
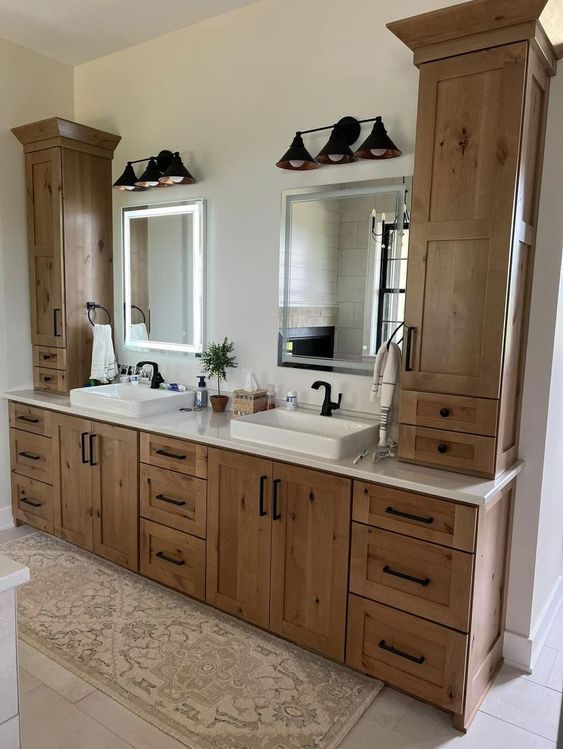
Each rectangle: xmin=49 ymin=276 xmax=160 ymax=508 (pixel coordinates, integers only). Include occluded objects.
xmin=18 ymin=451 xmax=40 ymax=461
xmin=155 ymin=494 xmax=186 ymax=507
xmin=20 ymin=497 xmax=42 ymax=508
xmin=81 ymin=432 xmax=89 ymax=464
xmin=379 ymin=640 xmax=425 ymax=665
xmin=53 ymin=308 xmax=62 ymax=337
xmin=89 ymin=434 xmax=97 ymax=466
xmin=155 ymin=449 xmax=186 ymax=461
xmin=155 ymin=551 xmax=185 ymax=566
xmin=272 ymin=478 xmax=282 ymax=521
xmin=383 ymin=565 xmax=430 ymax=587
xmin=17 ymin=415 xmax=40 ymax=424
xmin=385 ymin=506 xmax=434 ymax=525
xmin=404 ymin=326 xmax=415 ymax=372
xmin=259 ymin=475 xmax=268 ymax=517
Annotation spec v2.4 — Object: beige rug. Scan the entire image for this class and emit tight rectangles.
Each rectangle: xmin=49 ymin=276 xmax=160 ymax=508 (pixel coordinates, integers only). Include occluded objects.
xmin=2 ymin=531 xmax=382 ymax=748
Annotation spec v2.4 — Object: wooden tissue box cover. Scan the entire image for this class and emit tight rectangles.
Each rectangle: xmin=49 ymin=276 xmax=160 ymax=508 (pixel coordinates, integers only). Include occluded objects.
xmin=232 ymin=389 xmax=268 ymax=416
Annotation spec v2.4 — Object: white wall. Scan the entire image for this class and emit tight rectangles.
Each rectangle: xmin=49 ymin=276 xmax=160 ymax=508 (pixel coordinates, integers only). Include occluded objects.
xmin=0 ymin=38 xmax=74 ymax=526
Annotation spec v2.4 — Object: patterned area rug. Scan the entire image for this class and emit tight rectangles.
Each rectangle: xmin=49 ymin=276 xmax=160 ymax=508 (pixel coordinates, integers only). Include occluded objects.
xmin=2 ymin=532 xmax=382 ymax=748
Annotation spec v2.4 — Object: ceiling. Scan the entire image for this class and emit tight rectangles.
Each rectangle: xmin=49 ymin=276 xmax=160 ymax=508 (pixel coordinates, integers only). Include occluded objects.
xmin=0 ymin=0 xmax=261 ymax=65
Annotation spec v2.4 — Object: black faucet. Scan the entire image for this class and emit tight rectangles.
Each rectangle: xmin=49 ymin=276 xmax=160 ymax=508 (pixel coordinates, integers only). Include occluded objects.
xmin=311 ymin=381 xmax=342 ymax=417
xmin=136 ymin=361 xmax=164 ymax=389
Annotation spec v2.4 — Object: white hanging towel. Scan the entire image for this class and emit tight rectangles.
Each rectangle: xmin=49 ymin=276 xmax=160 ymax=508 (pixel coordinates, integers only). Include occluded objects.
xmin=130 ymin=322 xmax=149 ymax=341
xmin=90 ymin=324 xmax=118 ymax=383
xmin=369 ymin=340 xmax=401 ymax=446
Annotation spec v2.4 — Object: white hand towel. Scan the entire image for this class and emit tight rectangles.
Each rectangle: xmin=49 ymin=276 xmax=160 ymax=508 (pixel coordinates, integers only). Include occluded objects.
xmin=370 ymin=341 xmax=401 ymax=446
xmin=90 ymin=324 xmax=118 ymax=383
xmin=130 ymin=322 xmax=149 ymax=341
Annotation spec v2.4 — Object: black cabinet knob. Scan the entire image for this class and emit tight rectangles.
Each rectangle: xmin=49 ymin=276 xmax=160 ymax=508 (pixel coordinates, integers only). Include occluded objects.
xmin=437 ymin=443 xmax=449 ymax=454
xmin=439 ymin=407 xmax=450 ymax=418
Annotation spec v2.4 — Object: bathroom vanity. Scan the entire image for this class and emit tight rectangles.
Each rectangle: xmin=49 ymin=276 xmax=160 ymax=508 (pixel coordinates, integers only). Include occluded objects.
xmin=5 ymin=390 xmax=521 ymax=730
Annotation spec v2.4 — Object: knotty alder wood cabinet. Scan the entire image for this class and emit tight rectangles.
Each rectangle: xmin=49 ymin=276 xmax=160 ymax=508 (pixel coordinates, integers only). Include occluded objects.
xmin=11 ymin=118 xmax=120 ymax=394
xmin=388 ymin=2 xmax=559 ymax=478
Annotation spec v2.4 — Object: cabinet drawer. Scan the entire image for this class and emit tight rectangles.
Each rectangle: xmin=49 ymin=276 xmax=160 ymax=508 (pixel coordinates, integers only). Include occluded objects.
xmin=353 ymin=482 xmax=477 ymax=552
xmin=400 ymin=391 xmax=498 ymax=437
xmin=399 ymin=425 xmax=496 ymax=478
xmin=33 ymin=366 xmax=68 ymax=394
xmin=10 ymin=429 xmax=53 ymax=484
xmin=140 ymin=433 xmax=207 ymax=478
xmin=11 ymin=474 xmax=53 ymax=533
xmin=140 ymin=464 xmax=206 ymax=539
xmin=32 ymin=346 xmax=67 ymax=371
xmin=140 ymin=519 xmax=206 ymax=600
xmin=9 ymin=402 xmax=51 ymax=437
xmin=350 ymin=524 xmax=473 ymax=631
xmin=346 ymin=595 xmax=467 ymax=712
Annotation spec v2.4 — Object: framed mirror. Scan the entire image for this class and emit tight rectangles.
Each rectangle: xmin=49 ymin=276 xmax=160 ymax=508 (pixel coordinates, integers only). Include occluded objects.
xmin=122 ymin=200 xmax=206 ymax=354
xmin=279 ymin=177 xmax=410 ymax=374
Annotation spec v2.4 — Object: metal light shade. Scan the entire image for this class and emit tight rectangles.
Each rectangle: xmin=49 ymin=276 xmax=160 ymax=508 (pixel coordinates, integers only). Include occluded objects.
xmin=159 ymin=152 xmax=196 ymax=184
xmin=276 ymin=133 xmax=319 ymax=170
xmin=355 ymin=117 xmax=401 ymax=159
xmin=113 ymin=162 xmax=138 ymax=191
xmin=316 ymin=131 xmax=357 ymax=165
xmin=135 ymin=157 xmax=161 ymax=187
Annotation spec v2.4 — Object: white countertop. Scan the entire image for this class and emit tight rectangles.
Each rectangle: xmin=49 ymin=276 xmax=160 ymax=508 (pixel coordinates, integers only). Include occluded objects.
xmin=3 ymin=389 xmax=523 ymax=506
xmin=0 ymin=554 xmax=29 ymax=593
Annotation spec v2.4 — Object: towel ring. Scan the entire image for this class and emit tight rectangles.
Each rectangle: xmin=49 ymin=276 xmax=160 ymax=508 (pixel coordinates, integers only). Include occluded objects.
xmin=86 ymin=302 xmax=111 ymax=326
xmin=387 ymin=322 xmax=404 ymax=350
xmin=131 ymin=304 xmax=147 ymax=325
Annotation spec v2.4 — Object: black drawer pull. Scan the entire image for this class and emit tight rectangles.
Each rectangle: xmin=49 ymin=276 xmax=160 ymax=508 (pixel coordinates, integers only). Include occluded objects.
xmin=53 ymin=308 xmax=62 ymax=337
xmin=272 ymin=478 xmax=282 ymax=520
xmin=383 ymin=565 xmax=430 ymax=587
xmin=259 ymin=475 xmax=268 ymax=517
xmin=155 ymin=551 xmax=185 ymax=566
xmin=20 ymin=497 xmax=42 ymax=508
xmin=155 ymin=494 xmax=186 ymax=507
xmin=155 ymin=449 xmax=186 ymax=461
xmin=89 ymin=433 xmax=98 ymax=466
xmin=379 ymin=640 xmax=425 ymax=665
xmin=81 ymin=432 xmax=89 ymax=464
xmin=17 ymin=415 xmax=40 ymax=424
xmin=43 ymin=376 xmax=52 ymax=383
xmin=404 ymin=326 xmax=415 ymax=372
xmin=439 ymin=408 xmax=450 ymax=418
xmin=18 ymin=451 xmax=41 ymax=461
xmin=437 ymin=443 xmax=449 ymax=454
xmin=385 ymin=506 xmax=434 ymax=524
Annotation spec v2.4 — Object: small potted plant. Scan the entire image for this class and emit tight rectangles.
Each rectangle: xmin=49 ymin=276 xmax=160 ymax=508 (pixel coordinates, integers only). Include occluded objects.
xmin=200 ymin=337 xmax=238 ymax=413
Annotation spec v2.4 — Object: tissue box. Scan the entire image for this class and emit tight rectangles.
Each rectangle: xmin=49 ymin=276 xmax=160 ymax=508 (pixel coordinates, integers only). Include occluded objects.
xmin=232 ymin=389 xmax=268 ymax=416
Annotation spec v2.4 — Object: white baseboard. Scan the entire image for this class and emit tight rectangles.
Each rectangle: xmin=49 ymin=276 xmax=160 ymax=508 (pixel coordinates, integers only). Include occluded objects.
xmin=0 ymin=507 xmax=14 ymax=531
xmin=504 ymin=575 xmax=563 ymax=671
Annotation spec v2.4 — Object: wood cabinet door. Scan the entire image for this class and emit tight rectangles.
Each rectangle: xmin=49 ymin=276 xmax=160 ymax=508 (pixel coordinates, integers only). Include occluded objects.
xmin=25 ymin=148 xmax=65 ymax=348
xmin=52 ymin=414 xmax=93 ymax=550
xmin=92 ymin=423 xmax=139 ymax=571
xmin=269 ymin=463 xmax=351 ymax=660
xmin=402 ymin=43 xmax=527 ymax=398
xmin=206 ymin=449 xmax=272 ymax=628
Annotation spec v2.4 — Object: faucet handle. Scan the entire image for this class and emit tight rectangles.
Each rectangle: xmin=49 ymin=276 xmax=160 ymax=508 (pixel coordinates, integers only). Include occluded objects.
xmin=334 ymin=393 xmax=342 ymax=410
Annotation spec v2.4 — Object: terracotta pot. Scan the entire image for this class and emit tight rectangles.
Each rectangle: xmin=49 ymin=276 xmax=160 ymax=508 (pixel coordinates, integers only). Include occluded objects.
xmin=210 ymin=395 xmax=229 ymax=413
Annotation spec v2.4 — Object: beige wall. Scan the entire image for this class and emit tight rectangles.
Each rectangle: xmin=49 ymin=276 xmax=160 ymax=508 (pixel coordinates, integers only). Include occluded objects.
xmin=0 ymin=38 xmax=74 ymax=529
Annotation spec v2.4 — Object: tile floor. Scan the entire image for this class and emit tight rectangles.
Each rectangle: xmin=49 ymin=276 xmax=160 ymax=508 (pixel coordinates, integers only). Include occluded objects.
xmin=3 ymin=525 xmax=562 ymax=748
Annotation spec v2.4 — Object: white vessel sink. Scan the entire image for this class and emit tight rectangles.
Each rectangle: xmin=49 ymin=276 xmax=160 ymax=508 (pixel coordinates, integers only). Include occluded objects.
xmin=230 ymin=409 xmax=379 ymax=460
xmin=70 ymin=383 xmax=195 ymax=418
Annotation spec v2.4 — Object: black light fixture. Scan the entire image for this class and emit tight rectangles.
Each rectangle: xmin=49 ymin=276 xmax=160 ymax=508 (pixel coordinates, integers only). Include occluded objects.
xmin=354 ymin=116 xmax=402 ymax=159
xmin=113 ymin=149 xmax=197 ymax=191
xmin=276 ymin=115 xmax=401 ymax=170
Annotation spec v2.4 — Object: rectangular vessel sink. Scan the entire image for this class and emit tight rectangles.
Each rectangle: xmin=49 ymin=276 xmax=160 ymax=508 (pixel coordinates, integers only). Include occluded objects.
xmin=70 ymin=384 xmax=195 ymax=418
xmin=230 ymin=409 xmax=379 ymax=459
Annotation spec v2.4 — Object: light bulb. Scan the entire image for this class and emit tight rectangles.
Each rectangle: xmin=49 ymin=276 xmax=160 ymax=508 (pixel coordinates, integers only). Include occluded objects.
xmin=124 ymin=185 xmax=136 ymax=191
xmin=328 ymin=154 xmax=344 ymax=162
xmin=170 ymin=176 xmax=184 ymax=183
xmin=289 ymin=160 xmax=305 ymax=169
xmin=370 ymin=148 xmax=387 ymax=157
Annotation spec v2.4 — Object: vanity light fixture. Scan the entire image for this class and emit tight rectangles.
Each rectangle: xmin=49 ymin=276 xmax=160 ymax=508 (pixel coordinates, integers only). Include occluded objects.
xmin=113 ymin=150 xmax=196 ymax=191
xmin=276 ymin=116 xmax=401 ymax=171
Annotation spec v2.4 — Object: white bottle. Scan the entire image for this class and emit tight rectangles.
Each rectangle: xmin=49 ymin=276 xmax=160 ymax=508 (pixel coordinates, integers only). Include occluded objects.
xmin=286 ymin=390 xmax=297 ymax=410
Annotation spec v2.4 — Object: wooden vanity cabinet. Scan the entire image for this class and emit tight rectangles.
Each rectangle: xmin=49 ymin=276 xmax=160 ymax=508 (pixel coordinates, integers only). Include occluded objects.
xmin=11 ymin=118 xmax=120 ymax=393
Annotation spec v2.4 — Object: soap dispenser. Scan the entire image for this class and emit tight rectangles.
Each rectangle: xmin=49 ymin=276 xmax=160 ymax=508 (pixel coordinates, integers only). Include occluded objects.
xmin=195 ymin=376 xmax=208 ymax=409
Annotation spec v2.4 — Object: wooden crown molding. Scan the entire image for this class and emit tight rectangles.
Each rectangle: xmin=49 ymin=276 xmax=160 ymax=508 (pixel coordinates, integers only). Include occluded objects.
xmin=11 ymin=117 xmax=121 ymax=156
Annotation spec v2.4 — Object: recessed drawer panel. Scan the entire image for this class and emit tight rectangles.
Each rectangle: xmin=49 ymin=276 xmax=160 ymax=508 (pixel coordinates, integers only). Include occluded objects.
xmin=398 ymin=425 xmax=496 ymax=478
xmin=353 ymin=482 xmax=477 ymax=552
xmin=140 ymin=519 xmax=206 ymax=600
xmin=9 ymin=402 xmax=51 ymax=437
xmin=32 ymin=346 xmax=67 ymax=371
xmin=350 ymin=524 xmax=473 ymax=631
xmin=140 ymin=432 xmax=207 ymax=479
xmin=33 ymin=366 xmax=68 ymax=394
xmin=10 ymin=429 xmax=53 ymax=484
xmin=140 ymin=464 xmax=207 ymax=538
xmin=11 ymin=474 xmax=53 ymax=533
xmin=400 ymin=391 xmax=498 ymax=436
xmin=346 ymin=595 xmax=467 ymax=712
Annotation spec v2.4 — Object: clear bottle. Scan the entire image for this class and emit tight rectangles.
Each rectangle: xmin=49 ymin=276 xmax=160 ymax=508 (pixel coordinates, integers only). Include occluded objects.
xmin=195 ymin=375 xmax=208 ymax=409
xmin=286 ymin=390 xmax=297 ymax=410
xmin=267 ymin=384 xmax=276 ymax=410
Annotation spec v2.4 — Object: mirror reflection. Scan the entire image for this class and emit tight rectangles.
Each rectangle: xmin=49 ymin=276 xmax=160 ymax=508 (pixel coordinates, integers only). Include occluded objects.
xmin=123 ymin=200 xmax=205 ymax=354
xmin=279 ymin=178 xmax=410 ymax=374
